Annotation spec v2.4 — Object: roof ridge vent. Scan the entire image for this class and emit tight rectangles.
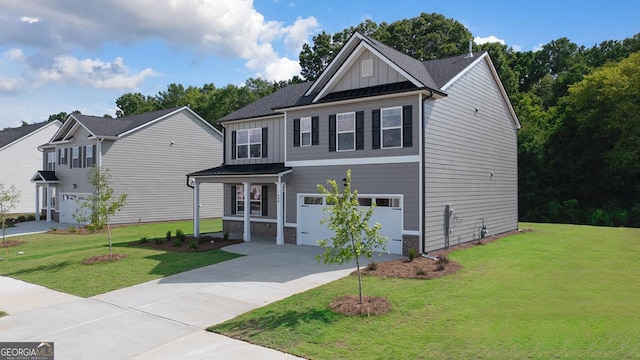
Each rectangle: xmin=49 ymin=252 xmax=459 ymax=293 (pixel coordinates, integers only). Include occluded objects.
xmin=465 ymin=39 xmax=473 ymax=58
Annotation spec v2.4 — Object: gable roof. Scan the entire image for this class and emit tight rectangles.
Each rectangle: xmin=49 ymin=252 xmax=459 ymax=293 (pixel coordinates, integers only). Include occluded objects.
xmin=0 ymin=121 xmax=61 ymax=150
xmin=50 ymin=106 xmax=221 ymax=142
xmin=422 ymin=52 xmax=484 ymax=88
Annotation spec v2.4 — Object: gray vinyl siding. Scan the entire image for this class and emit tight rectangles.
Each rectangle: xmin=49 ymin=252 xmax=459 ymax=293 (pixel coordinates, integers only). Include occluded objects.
xmin=101 ymin=111 xmax=223 ymax=223
xmin=286 ymin=95 xmax=420 ymax=161
xmin=52 ymin=126 xmax=97 ymax=199
xmin=283 ymin=163 xmax=420 ymax=231
xmin=224 ymin=116 xmax=284 ymax=164
xmin=422 ymin=57 xmax=518 ymax=252
xmin=329 ymin=49 xmax=408 ymax=92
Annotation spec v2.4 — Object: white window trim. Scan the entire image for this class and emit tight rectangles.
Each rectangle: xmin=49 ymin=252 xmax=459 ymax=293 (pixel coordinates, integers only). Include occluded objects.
xmin=236 ymin=185 xmax=263 ymax=216
xmin=72 ymin=146 xmax=80 ymax=168
xmin=236 ymin=128 xmax=262 ymax=159
xmin=47 ymin=152 xmax=56 ymax=171
xmin=336 ymin=112 xmax=355 ymax=152
xmin=300 ymin=117 xmax=312 ymax=147
xmin=85 ymin=146 xmax=93 ymax=167
xmin=381 ymin=106 xmax=403 ymax=149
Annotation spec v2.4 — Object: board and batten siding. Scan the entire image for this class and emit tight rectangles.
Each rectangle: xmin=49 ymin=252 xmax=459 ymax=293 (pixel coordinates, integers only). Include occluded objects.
xmin=328 ymin=48 xmax=408 ymax=93
xmin=102 ymin=111 xmax=223 ymax=223
xmin=0 ymin=122 xmax=60 ymax=213
xmin=282 ymin=163 xmax=420 ymax=232
xmin=422 ymin=57 xmax=518 ymax=252
xmin=224 ymin=116 xmax=285 ymax=164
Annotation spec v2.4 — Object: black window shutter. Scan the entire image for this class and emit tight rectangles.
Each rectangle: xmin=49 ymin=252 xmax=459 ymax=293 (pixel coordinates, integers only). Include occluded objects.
xmin=231 ymin=185 xmax=236 ymax=215
xmin=372 ymin=109 xmax=381 ymax=149
xmin=293 ymin=119 xmax=300 ymax=147
xmin=262 ymin=127 xmax=268 ymax=158
xmin=57 ymin=149 xmax=61 ymax=165
xmin=81 ymin=146 xmax=85 ymax=168
xmin=64 ymin=148 xmax=67 ymax=165
xmin=312 ymin=116 xmax=319 ymax=145
xmin=92 ymin=145 xmax=97 ymax=166
xmin=328 ymin=114 xmax=336 ymax=152
xmin=356 ymin=111 xmax=364 ymax=150
xmin=231 ymin=130 xmax=237 ymax=159
xmin=403 ymin=105 xmax=413 ymax=147
xmin=262 ymin=185 xmax=268 ymax=216
xmin=70 ymin=148 xmax=73 ymax=169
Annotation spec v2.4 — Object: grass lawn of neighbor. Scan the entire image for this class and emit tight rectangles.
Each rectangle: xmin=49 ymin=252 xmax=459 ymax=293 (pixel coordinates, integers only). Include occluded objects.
xmin=0 ymin=219 xmax=241 ymax=297
xmin=210 ymin=223 xmax=640 ymax=359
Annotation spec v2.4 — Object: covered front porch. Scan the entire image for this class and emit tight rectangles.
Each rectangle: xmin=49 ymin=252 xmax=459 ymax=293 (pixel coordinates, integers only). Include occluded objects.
xmin=187 ymin=163 xmax=292 ymax=245
xmin=30 ymin=170 xmax=59 ymax=223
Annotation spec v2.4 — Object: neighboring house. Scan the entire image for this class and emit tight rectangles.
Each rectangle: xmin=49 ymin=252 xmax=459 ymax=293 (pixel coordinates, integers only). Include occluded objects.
xmin=0 ymin=121 xmax=62 ymax=214
xmin=188 ymin=32 xmax=520 ymax=255
xmin=31 ymin=107 xmax=223 ymax=224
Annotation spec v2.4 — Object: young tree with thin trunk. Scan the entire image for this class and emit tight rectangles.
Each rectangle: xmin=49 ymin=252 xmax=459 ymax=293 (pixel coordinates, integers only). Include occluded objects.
xmin=0 ymin=183 xmax=21 ymax=246
xmin=73 ymin=167 xmax=127 ymax=258
xmin=316 ymin=169 xmax=387 ymax=304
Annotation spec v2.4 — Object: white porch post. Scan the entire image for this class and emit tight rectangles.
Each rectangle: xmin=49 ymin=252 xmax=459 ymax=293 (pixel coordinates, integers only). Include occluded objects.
xmin=35 ymin=185 xmax=40 ymax=222
xmin=276 ymin=180 xmax=284 ymax=245
xmin=193 ymin=180 xmax=200 ymax=237
xmin=243 ymin=181 xmax=251 ymax=242
xmin=45 ymin=184 xmax=51 ymax=223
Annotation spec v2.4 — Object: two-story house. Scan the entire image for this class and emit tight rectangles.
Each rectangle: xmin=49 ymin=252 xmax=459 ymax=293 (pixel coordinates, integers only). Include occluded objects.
xmin=0 ymin=121 xmax=62 ymax=214
xmin=31 ymin=107 xmax=223 ymax=224
xmin=187 ymin=32 xmax=520 ymax=255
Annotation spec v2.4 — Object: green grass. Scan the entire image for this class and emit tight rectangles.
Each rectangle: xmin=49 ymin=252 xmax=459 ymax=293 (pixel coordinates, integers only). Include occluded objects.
xmin=210 ymin=223 xmax=640 ymax=359
xmin=0 ymin=219 xmax=241 ymax=297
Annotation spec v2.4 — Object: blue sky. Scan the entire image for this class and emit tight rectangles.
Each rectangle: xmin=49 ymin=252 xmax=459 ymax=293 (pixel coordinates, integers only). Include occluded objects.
xmin=0 ymin=0 xmax=638 ymax=129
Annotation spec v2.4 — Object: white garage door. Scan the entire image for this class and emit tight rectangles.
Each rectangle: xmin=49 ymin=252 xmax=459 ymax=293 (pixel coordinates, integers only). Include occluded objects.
xmin=297 ymin=195 xmax=403 ymax=254
xmin=59 ymin=193 xmax=91 ymax=224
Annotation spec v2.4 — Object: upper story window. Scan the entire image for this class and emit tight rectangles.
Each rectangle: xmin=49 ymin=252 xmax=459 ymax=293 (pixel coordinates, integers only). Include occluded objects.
xmin=381 ymin=107 xmax=402 ymax=148
xmin=85 ymin=145 xmax=94 ymax=167
xmin=58 ymin=148 xmax=67 ymax=165
xmin=337 ymin=112 xmax=355 ymax=151
xmin=236 ymin=128 xmax=262 ymax=159
xmin=293 ymin=117 xmax=318 ymax=147
xmin=71 ymin=146 xmax=80 ymax=168
xmin=46 ymin=152 xmax=56 ymax=171
xmin=300 ymin=117 xmax=312 ymax=146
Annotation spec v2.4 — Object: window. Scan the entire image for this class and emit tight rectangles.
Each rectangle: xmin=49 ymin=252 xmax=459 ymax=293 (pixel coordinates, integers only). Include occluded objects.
xmin=71 ymin=146 xmax=80 ymax=168
xmin=47 ymin=152 xmax=56 ymax=171
xmin=374 ymin=197 xmax=400 ymax=207
xmin=236 ymin=128 xmax=262 ymax=158
xmin=236 ymin=185 xmax=263 ymax=215
xmin=85 ymin=145 xmax=94 ymax=168
xmin=59 ymin=148 xmax=67 ymax=165
xmin=303 ymin=196 xmax=323 ymax=205
xmin=381 ymin=107 xmax=402 ymax=148
xmin=300 ymin=117 xmax=311 ymax=146
xmin=337 ymin=112 xmax=355 ymax=151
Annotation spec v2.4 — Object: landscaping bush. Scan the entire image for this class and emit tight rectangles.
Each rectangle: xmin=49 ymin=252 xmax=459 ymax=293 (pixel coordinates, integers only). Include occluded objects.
xmin=176 ymin=229 xmax=186 ymax=242
xmin=166 ymin=230 xmax=172 ymax=241
xmin=172 ymin=238 xmax=182 ymax=247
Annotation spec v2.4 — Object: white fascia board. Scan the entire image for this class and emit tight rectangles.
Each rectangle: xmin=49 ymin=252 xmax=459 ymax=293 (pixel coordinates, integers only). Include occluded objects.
xmin=278 ymin=89 xmax=433 ymax=113
xmin=286 ymin=155 xmax=419 ymax=167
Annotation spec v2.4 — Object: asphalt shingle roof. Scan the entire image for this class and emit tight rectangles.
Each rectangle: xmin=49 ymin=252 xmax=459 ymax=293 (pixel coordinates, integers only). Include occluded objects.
xmin=188 ymin=163 xmax=292 ymax=177
xmin=71 ymin=108 xmax=179 ymax=137
xmin=423 ymin=52 xmax=483 ymax=88
xmin=0 ymin=121 xmax=51 ymax=149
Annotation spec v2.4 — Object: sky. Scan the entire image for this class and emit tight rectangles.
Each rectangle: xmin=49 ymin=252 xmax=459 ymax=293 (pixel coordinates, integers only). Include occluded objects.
xmin=1 ymin=0 xmax=638 ymax=129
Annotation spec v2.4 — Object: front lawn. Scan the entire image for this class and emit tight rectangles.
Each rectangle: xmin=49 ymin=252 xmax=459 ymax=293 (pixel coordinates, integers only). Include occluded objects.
xmin=0 ymin=219 xmax=242 ymax=297
xmin=210 ymin=223 xmax=640 ymax=359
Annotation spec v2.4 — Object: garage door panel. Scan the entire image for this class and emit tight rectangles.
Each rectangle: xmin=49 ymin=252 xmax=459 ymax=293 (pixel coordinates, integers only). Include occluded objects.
xmin=59 ymin=193 xmax=91 ymax=224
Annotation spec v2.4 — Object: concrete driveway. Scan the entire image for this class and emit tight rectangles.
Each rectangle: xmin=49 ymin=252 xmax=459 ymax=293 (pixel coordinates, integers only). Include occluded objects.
xmin=0 ymin=238 xmax=400 ymax=359
xmin=2 ymin=220 xmax=71 ymax=238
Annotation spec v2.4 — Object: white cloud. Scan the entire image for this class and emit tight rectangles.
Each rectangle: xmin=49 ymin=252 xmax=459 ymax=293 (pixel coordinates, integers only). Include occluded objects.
xmin=511 ymin=44 xmax=523 ymax=52
xmin=474 ymin=35 xmax=506 ymax=45
xmin=0 ymin=76 xmax=25 ymax=94
xmin=259 ymin=57 xmax=301 ymax=81
xmin=4 ymin=48 xmax=25 ymax=61
xmin=36 ymin=56 xmax=157 ymax=89
xmin=20 ymin=16 xmax=40 ymax=24
xmin=0 ymin=0 xmax=319 ymax=82
xmin=533 ymin=43 xmax=545 ymax=51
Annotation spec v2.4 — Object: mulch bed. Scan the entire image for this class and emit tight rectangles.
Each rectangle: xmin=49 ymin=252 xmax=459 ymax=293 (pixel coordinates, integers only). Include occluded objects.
xmin=329 ymin=295 xmax=392 ymax=316
xmin=83 ymin=253 xmax=128 ymax=265
xmin=129 ymin=235 xmax=243 ymax=252
xmin=1 ymin=240 xmax=25 ymax=248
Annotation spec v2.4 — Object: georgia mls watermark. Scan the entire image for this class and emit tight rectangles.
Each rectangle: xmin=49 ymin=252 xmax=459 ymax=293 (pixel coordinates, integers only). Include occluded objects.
xmin=0 ymin=342 xmax=54 ymax=360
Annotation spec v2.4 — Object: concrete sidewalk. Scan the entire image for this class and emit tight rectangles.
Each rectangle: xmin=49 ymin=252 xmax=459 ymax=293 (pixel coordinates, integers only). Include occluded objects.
xmin=0 ymin=238 xmax=400 ymax=359
xmin=2 ymin=220 xmax=72 ymax=238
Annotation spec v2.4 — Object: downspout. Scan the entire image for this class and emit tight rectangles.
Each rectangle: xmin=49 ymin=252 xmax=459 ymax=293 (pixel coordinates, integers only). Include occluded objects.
xmin=421 ymin=89 xmax=434 ymax=255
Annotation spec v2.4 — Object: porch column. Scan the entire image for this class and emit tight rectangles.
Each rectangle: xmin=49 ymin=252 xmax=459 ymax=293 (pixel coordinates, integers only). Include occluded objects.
xmin=243 ymin=182 xmax=251 ymax=242
xmin=35 ymin=185 xmax=40 ymax=222
xmin=45 ymin=183 xmax=51 ymax=222
xmin=193 ymin=180 xmax=200 ymax=237
xmin=275 ymin=180 xmax=284 ymax=245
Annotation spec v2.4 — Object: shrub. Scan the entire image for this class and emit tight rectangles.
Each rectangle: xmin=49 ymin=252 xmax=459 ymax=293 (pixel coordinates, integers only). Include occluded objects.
xmin=188 ymin=240 xmax=199 ymax=249
xmin=367 ymin=261 xmax=378 ymax=271
xmin=155 ymin=237 xmax=164 ymax=245
xmin=166 ymin=230 xmax=172 ymax=241
xmin=172 ymin=238 xmax=182 ymax=247
xmin=436 ymin=255 xmax=450 ymax=271
xmin=176 ymin=229 xmax=186 ymax=242
xmin=407 ymin=248 xmax=418 ymax=262
xmin=415 ymin=267 xmax=426 ymax=276
xmin=139 ymin=237 xmax=148 ymax=243
xmin=68 ymin=226 xmax=76 ymax=233
xmin=223 ymin=231 xmax=229 ymax=240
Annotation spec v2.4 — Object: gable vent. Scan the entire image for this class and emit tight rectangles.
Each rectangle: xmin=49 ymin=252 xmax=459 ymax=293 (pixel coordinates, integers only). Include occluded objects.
xmin=361 ymin=58 xmax=373 ymax=77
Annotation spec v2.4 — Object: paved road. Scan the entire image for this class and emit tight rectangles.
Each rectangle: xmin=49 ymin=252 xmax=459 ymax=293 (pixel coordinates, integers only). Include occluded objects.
xmin=0 ymin=237 xmax=400 ymax=359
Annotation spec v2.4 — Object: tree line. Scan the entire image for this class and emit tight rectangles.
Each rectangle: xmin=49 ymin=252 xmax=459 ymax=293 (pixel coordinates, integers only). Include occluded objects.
xmin=46 ymin=12 xmax=640 ymax=227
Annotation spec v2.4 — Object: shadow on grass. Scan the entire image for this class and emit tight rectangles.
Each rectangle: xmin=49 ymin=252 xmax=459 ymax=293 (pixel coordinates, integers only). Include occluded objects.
xmin=209 ymin=308 xmax=339 ymax=335
xmin=5 ymin=261 xmax=73 ymax=276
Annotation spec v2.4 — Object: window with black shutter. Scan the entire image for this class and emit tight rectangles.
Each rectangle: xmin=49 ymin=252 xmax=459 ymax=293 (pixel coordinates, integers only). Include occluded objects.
xmin=328 ymin=114 xmax=336 ymax=152
xmin=356 ymin=111 xmax=364 ymax=150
